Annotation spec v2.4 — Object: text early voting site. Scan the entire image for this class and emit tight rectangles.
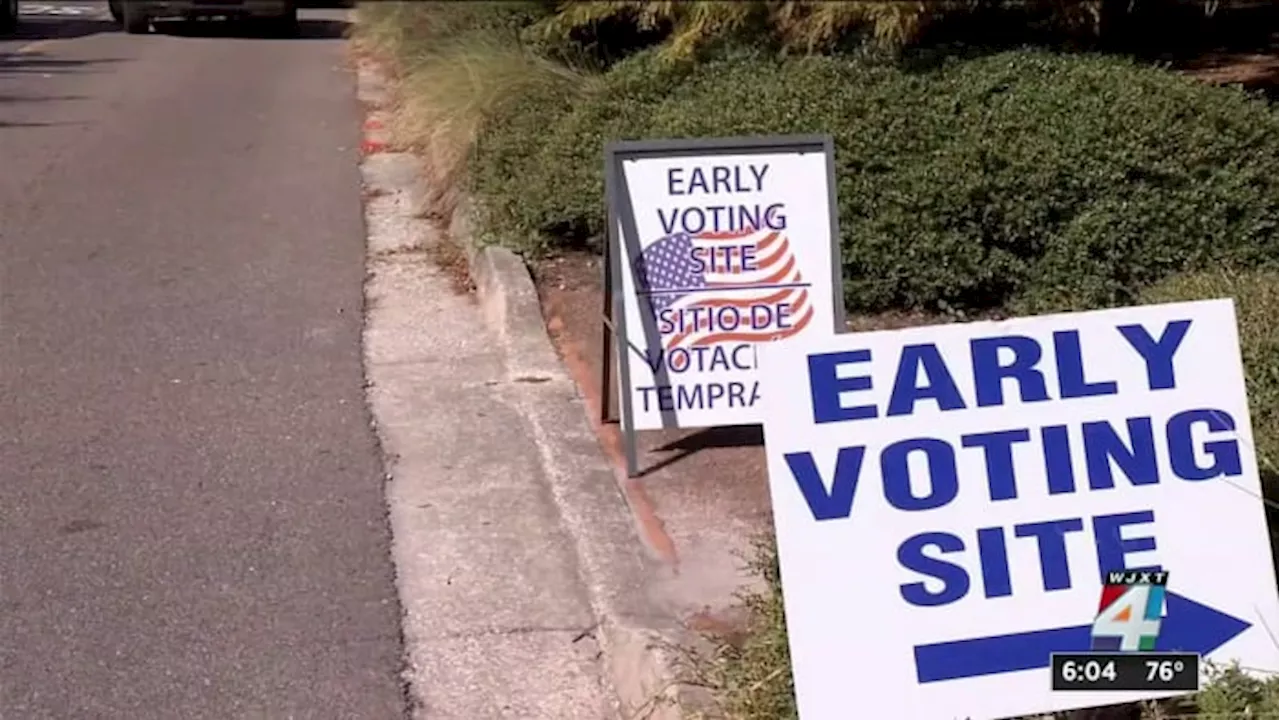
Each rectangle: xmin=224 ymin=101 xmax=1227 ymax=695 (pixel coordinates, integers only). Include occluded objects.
xmin=604 ymin=136 xmax=1278 ymax=720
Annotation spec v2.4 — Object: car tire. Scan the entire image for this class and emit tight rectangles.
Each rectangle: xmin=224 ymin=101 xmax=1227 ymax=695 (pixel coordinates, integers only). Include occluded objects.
xmin=266 ymin=4 xmax=297 ymax=37
xmin=108 ymin=0 xmax=123 ymax=23
xmin=0 ymin=0 xmax=18 ymax=34
xmin=122 ymin=4 xmax=149 ymax=33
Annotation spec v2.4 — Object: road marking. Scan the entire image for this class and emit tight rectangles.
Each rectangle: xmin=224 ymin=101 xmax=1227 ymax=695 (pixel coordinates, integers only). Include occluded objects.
xmin=19 ymin=3 xmax=102 ymax=16
xmin=14 ymin=39 xmax=54 ymax=54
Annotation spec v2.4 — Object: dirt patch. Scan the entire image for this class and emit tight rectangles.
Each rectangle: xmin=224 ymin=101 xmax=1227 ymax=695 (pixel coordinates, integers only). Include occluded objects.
xmin=684 ymin=605 xmax=754 ymax=648
xmin=1181 ymin=51 xmax=1278 ymax=96
xmin=360 ymin=186 xmax=389 ymax=203
xmin=426 ymin=222 xmax=477 ymax=296
xmin=846 ymin=307 xmax=951 ymax=332
xmin=1171 ymin=23 xmax=1277 ymax=97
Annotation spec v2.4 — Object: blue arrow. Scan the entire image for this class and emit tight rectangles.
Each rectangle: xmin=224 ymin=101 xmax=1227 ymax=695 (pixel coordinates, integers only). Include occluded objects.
xmin=913 ymin=592 xmax=1251 ymax=683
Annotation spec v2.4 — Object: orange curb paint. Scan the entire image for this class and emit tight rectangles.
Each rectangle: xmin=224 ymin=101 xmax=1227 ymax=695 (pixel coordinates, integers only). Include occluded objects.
xmin=547 ymin=306 xmax=680 ymax=566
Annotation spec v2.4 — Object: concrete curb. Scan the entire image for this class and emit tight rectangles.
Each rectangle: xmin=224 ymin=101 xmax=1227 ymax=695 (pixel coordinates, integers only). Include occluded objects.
xmin=355 ymin=57 xmax=688 ymax=719
xmin=448 ymin=197 xmax=566 ymax=382
xmin=449 ymin=191 xmax=688 ymax=720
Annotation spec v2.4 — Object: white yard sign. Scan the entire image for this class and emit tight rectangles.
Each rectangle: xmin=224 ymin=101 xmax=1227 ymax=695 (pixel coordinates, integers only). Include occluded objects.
xmin=608 ymin=137 xmax=843 ymax=432
xmin=757 ymin=300 xmax=1279 ymax=720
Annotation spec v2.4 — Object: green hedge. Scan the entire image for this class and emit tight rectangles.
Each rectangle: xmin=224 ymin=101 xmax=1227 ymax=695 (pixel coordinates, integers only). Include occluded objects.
xmin=1140 ymin=270 xmax=1278 ymax=519
xmin=469 ymin=49 xmax=1278 ymax=315
xmin=1143 ymin=270 xmax=1277 ymax=570
xmin=469 ymin=49 xmax=698 ymax=252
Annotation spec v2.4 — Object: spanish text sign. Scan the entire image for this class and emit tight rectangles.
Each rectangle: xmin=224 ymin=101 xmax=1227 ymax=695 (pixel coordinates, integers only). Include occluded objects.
xmin=609 ymin=137 xmax=842 ymax=431
xmin=757 ymin=300 xmax=1279 ymax=720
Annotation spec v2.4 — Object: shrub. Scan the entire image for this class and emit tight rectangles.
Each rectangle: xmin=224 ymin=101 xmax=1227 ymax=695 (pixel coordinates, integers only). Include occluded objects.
xmin=357 ymin=0 xmax=552 ymax=57
xmin=470 ymin=48 xmax=699 ymax=252
xmin=1141 ymin=270 xmax=1277 ymax=478
xmin=354 ymin=2 xmax=589 ymax=202
xmin=528 ymin=0 xmax=1274 ymax=64
xmin=1139 ymin=269 xmax=1278 ymax=558
xmin=470 ymin=49 xmax=1278 ymax=315
xmin=1193 ymin=662 xmax=1280 ymax=719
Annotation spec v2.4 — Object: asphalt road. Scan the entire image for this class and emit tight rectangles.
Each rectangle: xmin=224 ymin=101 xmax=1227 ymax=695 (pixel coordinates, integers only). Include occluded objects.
xmin=1 ymin=7 xmax=407 ymax=719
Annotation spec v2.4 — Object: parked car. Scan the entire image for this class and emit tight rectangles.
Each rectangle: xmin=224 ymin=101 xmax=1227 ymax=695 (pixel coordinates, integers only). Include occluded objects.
xmin=107 ymin=0 xmax=298 ymax=35
xmin=1 ymin=0 xmax=18 ymax=34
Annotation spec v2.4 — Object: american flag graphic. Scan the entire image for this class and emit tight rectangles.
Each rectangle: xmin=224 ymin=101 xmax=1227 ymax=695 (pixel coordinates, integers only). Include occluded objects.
xmin=633 ymin=228 xmax=814 ymax=349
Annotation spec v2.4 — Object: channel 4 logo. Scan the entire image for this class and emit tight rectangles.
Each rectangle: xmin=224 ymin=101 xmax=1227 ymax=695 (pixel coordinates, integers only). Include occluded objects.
xmin=1091 ymin=570 xmax=1169 ymax=652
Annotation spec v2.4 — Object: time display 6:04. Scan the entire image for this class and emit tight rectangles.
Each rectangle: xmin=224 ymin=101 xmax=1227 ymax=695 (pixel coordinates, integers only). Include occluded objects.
xmin=1051 ymin=652 xmax=1200 ymax=692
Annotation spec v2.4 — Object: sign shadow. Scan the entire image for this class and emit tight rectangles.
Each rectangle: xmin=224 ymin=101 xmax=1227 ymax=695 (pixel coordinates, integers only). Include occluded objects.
xmin=638 ymin=424 xmax=764 ymax=478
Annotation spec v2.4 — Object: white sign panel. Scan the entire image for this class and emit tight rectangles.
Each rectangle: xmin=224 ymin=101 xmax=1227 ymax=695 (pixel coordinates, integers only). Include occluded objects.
xmin=610 ymin=138 xmax=842 ymax=431
xmin=757 ymin=299 xmax=1279 ymax=720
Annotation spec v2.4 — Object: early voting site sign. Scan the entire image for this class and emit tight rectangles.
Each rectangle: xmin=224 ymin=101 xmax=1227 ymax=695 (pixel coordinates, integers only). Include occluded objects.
xmin=757 ymin=300 xmax=1279 ymax=720
xmin=603 ymin=136 xmax=844 ymax=475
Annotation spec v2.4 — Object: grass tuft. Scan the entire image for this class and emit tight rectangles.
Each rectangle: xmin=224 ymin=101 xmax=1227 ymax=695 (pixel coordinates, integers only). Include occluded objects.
xmin=396 ymin=37 xmax=591 ymax=206
xmin=353 ymin=2 xmax=596 ymax=211
xmin=689 ymin=531 xmax=1279 ymax=720
xmin=681 ymin=537 xmax=796 ymax=720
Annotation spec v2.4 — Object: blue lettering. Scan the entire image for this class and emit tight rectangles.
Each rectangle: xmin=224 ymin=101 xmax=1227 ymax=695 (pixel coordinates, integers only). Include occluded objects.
xmin=1093 ymin=510 xmax=1160 ymax=577
xmin=970 ymin=335 xmax=1049 ymax=408
xmin=889 ymin=512 xmax=1165 ymax=607
xmin=644 ymin=347 xmax=663 ymax=373
xmin=784 ymin=448 xmax=865 ymax=521
xmin=775 ymin=303 xmax=792 ymax=329
xmin=1167 ymin=408 xmax=1242 ymax=481
xmin=716 ymin=307 xmax=741 ymax=332
xmin=645 ymin=346 xmax=761 ymax=374
xmin=808 ymin=350 xmax=875 ymax=424
xmin=656 ymin=310 xmax=675 ymax=337
xmin=886 ymin=344 xmax=966 ymax=417
xmin=689 ymin=247 xmax=708 ymax=273
xmin=1014 ymin=518 xmax=1084 ymax=591
xmin=763 ymin=203 xmax=786 ymax=231
xmin=1117 ymin=319 xmax=1191 ymax=391
xmin=898 ymin=532 xmax=969 ymax=607
xmin=656 ymin=208 xmax=679 ymax=235
xmin=681 ymin=207 xmax=707 ymax=234
xmin=658 ymin=204 xmax=787 ymax=234
xmin=667 ymin=164 xmax=768 ymax=194
xmin=667 ymin=348 xmax=691 ymax=373
xmin=687 ymin=167 xmax=709 ymax=194
xmin=708 ymin=346 xmax=729 ymax=372
xmin=667 ymin=168 xmax=686 ymax=195
xmin=750 ymin=163 xmax=768 ymax=191
xmin=1054 ymin=330 xmax=1118 ymax=399
xmin=882 ymin=438 xmax=958 ymax=511
xmin=662 ymin=385 xmax=678 ymax=410
xmin=961 ymin=429 xmax=1030 ymax=501
xmin=1041 ymin=425 xmax=1076 ymax=495
xmin=976 ymin=526 xmax=1012 ymax=598
xmin=711 ymin=166 xmax=731 ymax=193
xmin=678 ymin=383 xmax=703 ymax=409
xmin=1083 ymin=417 xmax=1158 ymax=489
xmin=639 ymin=382 xmax=756 ymax=411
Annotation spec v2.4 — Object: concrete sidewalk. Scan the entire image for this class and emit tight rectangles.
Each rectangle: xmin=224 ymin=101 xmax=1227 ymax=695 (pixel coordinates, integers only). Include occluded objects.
xmin=356 ymin=61 xmax=681 ymax=719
